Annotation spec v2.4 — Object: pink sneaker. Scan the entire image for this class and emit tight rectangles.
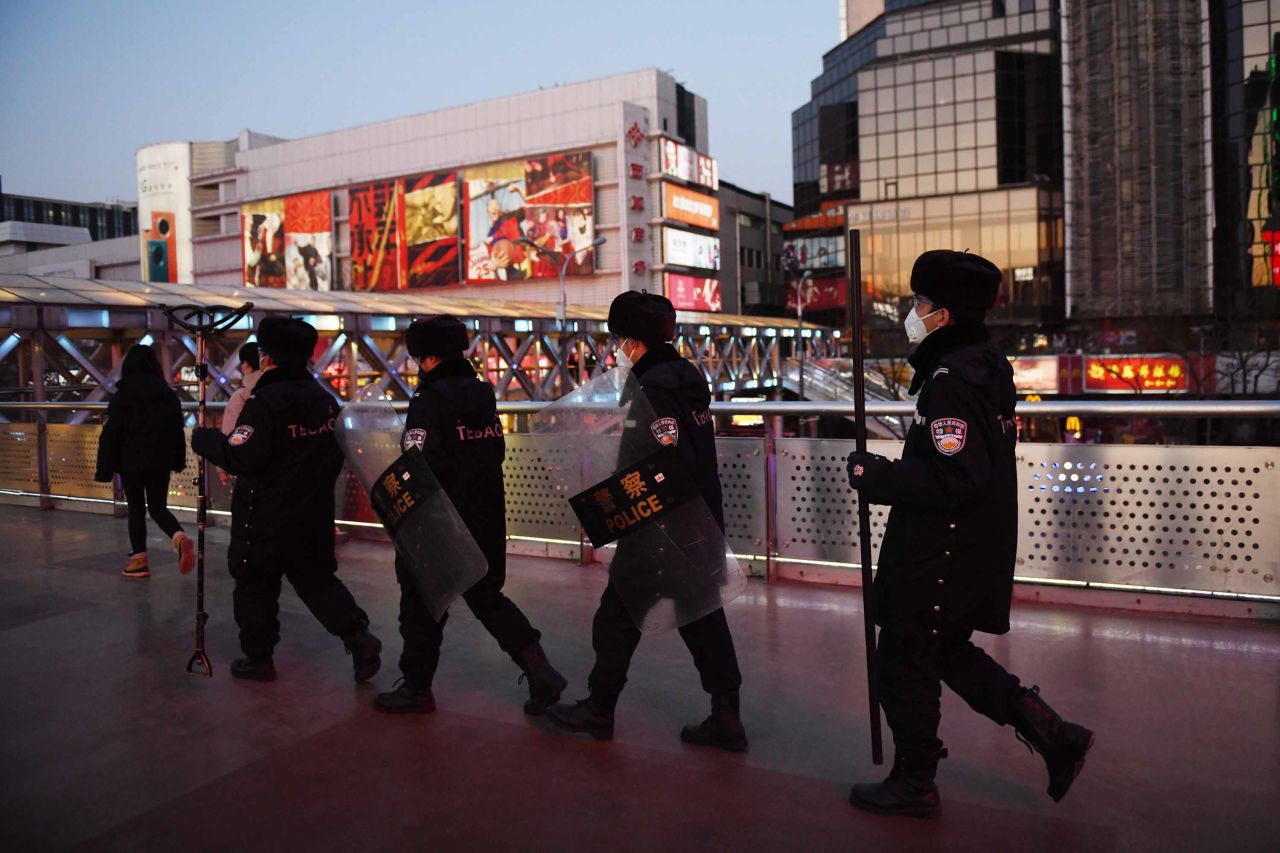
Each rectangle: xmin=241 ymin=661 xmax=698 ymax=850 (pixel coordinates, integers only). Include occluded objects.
xmin=173 ymin=532 xmax=195 ymax=574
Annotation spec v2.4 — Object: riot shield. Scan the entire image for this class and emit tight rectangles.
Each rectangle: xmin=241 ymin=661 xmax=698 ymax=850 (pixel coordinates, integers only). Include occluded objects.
xmin=336 ymin=398 xmax=488 ymax=621
xmin=532 ymin=368 xmax=747 ymax=633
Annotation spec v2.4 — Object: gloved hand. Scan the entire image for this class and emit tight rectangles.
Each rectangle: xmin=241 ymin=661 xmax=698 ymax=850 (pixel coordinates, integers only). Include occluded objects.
xmin=846 ymin=451 xmax=890 ymax=490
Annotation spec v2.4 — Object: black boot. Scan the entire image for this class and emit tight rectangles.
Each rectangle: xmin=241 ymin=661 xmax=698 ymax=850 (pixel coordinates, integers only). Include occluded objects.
xmin=372 ymin=678 xmax=436 ymax=714
xmin=848 ymin=748 xmax=942 ymax=817
xmin=343 ymin=628 xmax=382 ymax=685
xmin=1011 ymin=686 xmax=1095 ymax=802
xmin=514 ymin=641 xmax=569 ymax=716
xmin=230 ymin=657 xmax=277 ymax=682
xmin=547 ymin=697 xmax=615 ymax=741
xmin=680 ymin=691 xmax=748 ymax=753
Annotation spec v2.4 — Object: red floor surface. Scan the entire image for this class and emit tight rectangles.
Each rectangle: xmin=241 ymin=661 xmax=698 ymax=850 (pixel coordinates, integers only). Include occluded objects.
xmin=0 ymin=506 xmax=1275 ymax=852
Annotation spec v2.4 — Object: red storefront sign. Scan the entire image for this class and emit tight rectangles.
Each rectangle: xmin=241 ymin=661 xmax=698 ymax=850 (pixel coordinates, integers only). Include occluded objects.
xmin=1083 ymin=355 xmax=1189 ymax=393
xmin=786 ymin=277 xmax=848 ymax=311
xmin=665 ymin=273 xmax=722 ymax=312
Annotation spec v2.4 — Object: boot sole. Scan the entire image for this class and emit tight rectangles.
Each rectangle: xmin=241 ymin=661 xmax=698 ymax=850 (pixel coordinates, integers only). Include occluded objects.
xmin=848 ymin=790 xmax=940 ymax=818
xmin=680 ymin=730 xmax=749 ymax=753
xmin=176 ymin=538 xmax=195 ymax=574
xmin=122 ymin=570 xmax=151 ymax=578
xmin=1049 ymin=731 xmax=1096 ymax=802
xmin=547 ymin=713 xmax=613 ymax=741
xmin=523 ymin=674 xmax=569 ymax=717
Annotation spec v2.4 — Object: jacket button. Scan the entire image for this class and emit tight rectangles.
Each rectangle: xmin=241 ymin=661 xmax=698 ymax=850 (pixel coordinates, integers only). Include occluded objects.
xmin=937 ymin=578 xmax=945 ymax=586
xmin=930 ymin=629 xmax=939 ymax=636
xmin=933 ymin=605 xmax=941 ymax=612
xmin=944 ymin=550 xmax=951 ymax=557
xmin=948 ymin=523 xmax=956 ymax=529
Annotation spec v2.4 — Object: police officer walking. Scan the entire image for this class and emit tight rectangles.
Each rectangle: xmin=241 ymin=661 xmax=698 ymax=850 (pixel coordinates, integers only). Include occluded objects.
xmin=192 ymin=316 xmax=381 ymax=683
xmin=845 ymin=251 xmax=1093 ymax=816
xmin=548 ymin=291 xmax=747 ymax=751
xmin=372 ymin=315 xmax=567 ymax=715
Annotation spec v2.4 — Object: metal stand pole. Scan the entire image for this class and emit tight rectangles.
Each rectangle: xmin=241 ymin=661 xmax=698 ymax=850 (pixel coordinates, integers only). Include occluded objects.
xmin=159 ymin=302 xmax=252 ymax=679
xmin=847 ymin=228 xmax=884 ymax=765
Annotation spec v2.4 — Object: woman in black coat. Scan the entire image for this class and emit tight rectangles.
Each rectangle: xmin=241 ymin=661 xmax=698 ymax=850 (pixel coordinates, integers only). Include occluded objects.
xmin=94 ymin=344 xmax=194 ymax=577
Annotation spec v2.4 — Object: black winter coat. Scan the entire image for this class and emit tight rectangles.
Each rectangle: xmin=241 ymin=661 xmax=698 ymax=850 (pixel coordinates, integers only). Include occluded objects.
xmin=857 ymin=324 xmax=1018 ymax=635
xmin=191 ymin=366 xmax=342 ymax=575
xmin=95 ymin=373 xmax=186 ymax=480
xmin=401 ymin=359 xmax=506 ymax=565
xmin=630 ymin=345 xmax=725 ymax=530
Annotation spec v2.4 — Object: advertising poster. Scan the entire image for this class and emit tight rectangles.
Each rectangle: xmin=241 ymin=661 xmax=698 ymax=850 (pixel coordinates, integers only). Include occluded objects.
xmin=464 ymin=151 xmax=594 ymax=282
xmin=662 ymin=227 xmax=721 ymax=270
xmin=1083 ymin=355 xmax=1189 ymax=393
xmin=349 ymin=181 xmax=401 ymax=291
xmin=782 ymin=235 xmax=846 ymax=271
xmin=662 ymin=184 xmax=720 ymax=231
xmin=786 ymin=276 xmax=848 ymax=311
xmin=1009 ymin=356 xmax=1060 ymax=394
xmin=659 ymin=138 xmax=719 ymax=190
xmin=665 ymin=273 xmax=722 ymax=312
xmin=400 ymin=171 xmax=460 ymax=289
xmin=242 ymin=198 xmax=287 ymax=287
xmin=283 ymin=191 xmax=332 ymax=291
xmin=136 ymin=142 xmax=192 ymax=283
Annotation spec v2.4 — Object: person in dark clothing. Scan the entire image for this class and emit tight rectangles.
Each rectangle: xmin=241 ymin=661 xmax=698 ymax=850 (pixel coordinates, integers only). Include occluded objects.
xmin=845 ymin=250 xmax=1094 ymax=817
xmin=191 ymin=316 xmax=381 ymax=684
xmin=374 ymin=315 xmax=567 ymax=715
xmin=548 ymin=291 xmax=747 ymax=751
xmin=94 ymin=343 xmax=194 ymax=578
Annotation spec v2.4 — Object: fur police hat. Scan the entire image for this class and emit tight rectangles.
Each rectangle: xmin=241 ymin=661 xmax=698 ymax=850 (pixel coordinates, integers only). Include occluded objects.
xmin=910 ymin=250 xmax=1002 ymax=310
xmin=256 ymin=316 xmax=318 ymax=365
xmin=406 ymin=315 xmax=469 ymax=360
xmin=607 ymin=290 xmax=676 ymax=345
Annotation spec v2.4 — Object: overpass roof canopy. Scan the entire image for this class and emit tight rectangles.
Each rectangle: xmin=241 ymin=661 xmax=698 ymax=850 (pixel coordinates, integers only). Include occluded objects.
xmin=0 ymin=274 xmax=829 ymax=332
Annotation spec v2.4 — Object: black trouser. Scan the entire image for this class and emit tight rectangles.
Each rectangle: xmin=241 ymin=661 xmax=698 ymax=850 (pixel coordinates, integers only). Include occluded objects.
xmin=587 ymin=582 xmax=742 ymax=710
xmin=232 ymin=549 xmax=369 ymax=661
xmin=396 ymin=549 xmax=540 ymax=689
xmin=877 ymin=622 xmax=1023 ymax=757
xmin=119 ymin=471 xmax=183 ymax=555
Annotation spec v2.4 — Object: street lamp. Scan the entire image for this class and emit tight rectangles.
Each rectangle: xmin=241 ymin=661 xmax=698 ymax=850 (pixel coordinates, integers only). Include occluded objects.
xmin=796 ymin=270 xmax=813 ymax=400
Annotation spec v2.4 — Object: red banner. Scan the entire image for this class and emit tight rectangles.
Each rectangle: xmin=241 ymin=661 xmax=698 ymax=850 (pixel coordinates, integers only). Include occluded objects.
xmin=665 ymin=273 xmax=722 ymax=312
xmin=1083 ymin=355 xmax=1189 ymax=393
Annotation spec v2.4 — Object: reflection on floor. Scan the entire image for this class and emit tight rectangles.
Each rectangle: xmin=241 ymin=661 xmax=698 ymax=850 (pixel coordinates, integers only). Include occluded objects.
xmin=0 ymin=506 xmax=1276 ymax=852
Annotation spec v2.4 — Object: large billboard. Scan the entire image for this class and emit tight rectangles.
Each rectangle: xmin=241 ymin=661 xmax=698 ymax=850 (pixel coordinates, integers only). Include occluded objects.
xmin=665 ymin=273 xmax=722 ymax=312
xmin=782 ymin=235 xmax=845 ymax=271
xmin=283 ymin=191 xmax=332 ymax=290
xmin=662 ymin=184 xmax=720 ymax=231
xmin=349 ymin=180 xmax=401 ymax=291
xmin=463 ymin=151 xmax=594 ymax=282
xmin=241 ymin=198 xmax=286 ymax=287
xmin=400 ymin=171 xmax=460 ymax=288
xmin=659 ymin=137 xmax=719 ymax=190
xmin=662 ymin=227 xmax=720 ymax=270
xmin=136 ymin=142 xmax=193 ymax=283
xmin=786 ymin=276 xmax=847 ymax=311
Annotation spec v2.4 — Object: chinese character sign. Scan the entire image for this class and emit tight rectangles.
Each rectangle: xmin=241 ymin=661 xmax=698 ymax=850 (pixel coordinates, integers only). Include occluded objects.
xmin=1083 ymin=356 xmax=1190 ymax=393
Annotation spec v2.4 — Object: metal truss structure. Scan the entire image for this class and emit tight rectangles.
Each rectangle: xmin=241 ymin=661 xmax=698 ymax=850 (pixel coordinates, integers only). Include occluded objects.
xmin=0 ymin=275 xmax=840 ymax=419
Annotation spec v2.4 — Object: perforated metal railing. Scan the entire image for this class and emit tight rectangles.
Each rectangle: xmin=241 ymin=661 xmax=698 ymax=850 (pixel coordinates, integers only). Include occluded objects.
xmin=0 ymin=400 xmax=1276 ymax=602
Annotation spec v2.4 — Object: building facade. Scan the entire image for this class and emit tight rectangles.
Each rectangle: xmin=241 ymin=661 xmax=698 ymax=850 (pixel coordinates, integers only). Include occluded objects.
xmin=718 ymin=181 xmax=793 ymax=315
xmin=0 ymin=186 xmax=137 ymax=243
xmin=137 ymin=70 xmax=754 ymax=316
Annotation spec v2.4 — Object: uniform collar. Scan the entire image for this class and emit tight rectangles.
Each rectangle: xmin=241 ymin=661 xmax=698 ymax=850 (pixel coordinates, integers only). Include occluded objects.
xmin=632 ymin=343 xmax=681 ymax=380
xmin=254 ymin=364 xmax=312 ymax=389
xmin=418 ymin=358 xmax=476 ymax=387
xmin=907 ymin=323 xmax=989 ymax=395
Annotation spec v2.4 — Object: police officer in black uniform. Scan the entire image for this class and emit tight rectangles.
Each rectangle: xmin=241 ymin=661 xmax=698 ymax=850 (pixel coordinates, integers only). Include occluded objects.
xmin=548 ymin=291 xmax=746 ymax=751
xmin=372 ymin=315 xmax=568 ymax=715
xmin=845 ymin=251 xmax=1094 ymax=816
xmin=192 ymin=316 xmax=381 ymax=683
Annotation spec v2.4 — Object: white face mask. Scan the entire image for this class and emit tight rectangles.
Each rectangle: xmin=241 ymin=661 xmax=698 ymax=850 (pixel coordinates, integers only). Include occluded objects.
xmin=614 ymin=338 xmax=635 ymax=370
xmin=904 ymin=306 xmax=943 ymax=345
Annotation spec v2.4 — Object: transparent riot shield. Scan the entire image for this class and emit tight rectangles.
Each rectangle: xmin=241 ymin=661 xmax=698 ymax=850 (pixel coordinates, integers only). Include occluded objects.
xmin=336 ymin=398 xmax=488 ymax=621
xmin=532 ymin=368 xmax=747 ymax=633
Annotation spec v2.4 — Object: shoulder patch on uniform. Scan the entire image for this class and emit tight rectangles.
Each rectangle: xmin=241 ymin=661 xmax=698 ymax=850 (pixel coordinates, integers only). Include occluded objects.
xmin=932 ymin=366 xmax=950 ymax=378
xmin=403 ymin=428 xmax=426 ymax=451
xmin=651 ymin=417 xmax=679 ymax=447
xmin=931 ymin=418 xmax=966 ymax=455
xmin=228 ymin=425 xmax=254 ymax=446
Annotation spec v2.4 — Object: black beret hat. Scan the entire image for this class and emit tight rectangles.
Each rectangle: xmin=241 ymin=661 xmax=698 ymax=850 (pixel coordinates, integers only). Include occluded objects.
xmin=256 ymin=316 xmax=318 ymax=362
xmin=910 ymin=250 xmax=1002 ymax=310
xmin=608 ymin=290 xmax=676 ymax=344
xmin=406 ymin=315 xmax=469 ymax=360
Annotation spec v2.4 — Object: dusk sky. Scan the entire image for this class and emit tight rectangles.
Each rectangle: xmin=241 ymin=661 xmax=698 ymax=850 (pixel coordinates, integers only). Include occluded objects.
xmin=0 ymin=1 xmax=884 ymax=206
